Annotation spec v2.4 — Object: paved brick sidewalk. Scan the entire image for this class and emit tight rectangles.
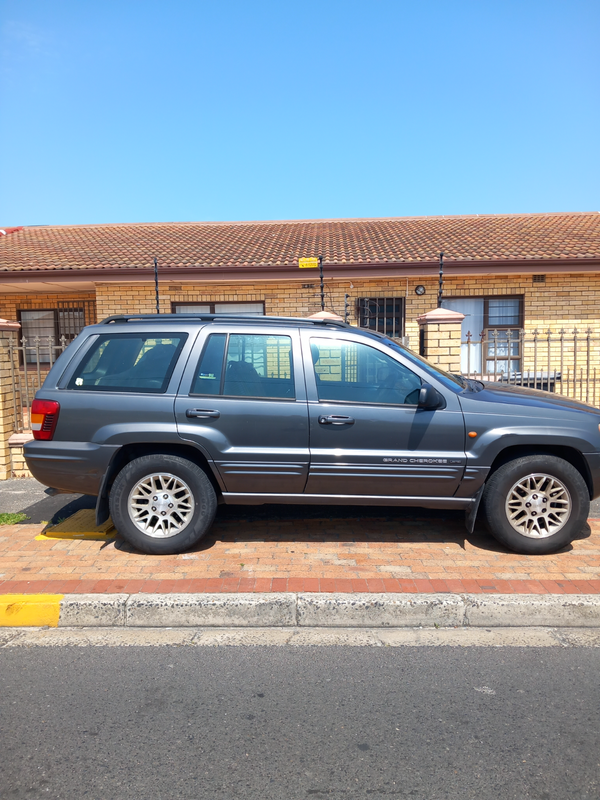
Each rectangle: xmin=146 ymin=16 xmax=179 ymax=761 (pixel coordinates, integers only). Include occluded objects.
xmin=1 ymin=506 xmax=599 ymax=595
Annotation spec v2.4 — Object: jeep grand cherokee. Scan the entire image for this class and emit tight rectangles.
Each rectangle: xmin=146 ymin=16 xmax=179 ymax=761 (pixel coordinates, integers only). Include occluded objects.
xmin=24 ymin=314 xmax=600 ymax=555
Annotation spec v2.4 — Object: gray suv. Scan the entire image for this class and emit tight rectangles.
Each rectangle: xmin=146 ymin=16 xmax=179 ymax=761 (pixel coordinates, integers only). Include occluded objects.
xmin=25 ymin=314 xmax=600 ymax=556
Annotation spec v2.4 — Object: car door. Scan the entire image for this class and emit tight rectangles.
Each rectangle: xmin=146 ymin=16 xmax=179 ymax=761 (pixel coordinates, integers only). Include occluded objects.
xmin=301 ymin=330 xmax=466 ymax=497
xmin=175 ymin=325 xmax=309 ymax=494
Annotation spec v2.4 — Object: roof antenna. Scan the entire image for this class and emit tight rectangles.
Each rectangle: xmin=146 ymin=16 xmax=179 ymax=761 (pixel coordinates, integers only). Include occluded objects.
xmin=437 ymin=252 xmax=444 ymax=307
xmin=319 ymin=255 xmax=325 ymax=311
xmin=154 ymin=257 xmax=160 ymax=314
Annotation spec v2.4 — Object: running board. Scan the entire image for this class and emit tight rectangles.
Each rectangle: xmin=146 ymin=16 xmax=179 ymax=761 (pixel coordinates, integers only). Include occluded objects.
xmin=222 ymin=493 xmax=474 ymax=509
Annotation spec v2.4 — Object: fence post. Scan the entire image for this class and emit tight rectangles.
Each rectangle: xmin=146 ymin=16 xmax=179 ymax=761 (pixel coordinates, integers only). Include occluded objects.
xmin=0 ymin=320 xmax=21 ymax=480
xmin=416 ymin=307 xmax=465 ymax=372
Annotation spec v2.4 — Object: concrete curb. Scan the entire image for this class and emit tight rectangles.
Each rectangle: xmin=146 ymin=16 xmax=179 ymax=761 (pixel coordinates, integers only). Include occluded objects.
xmin=3 ymin=592 xmax=600 ymax=628
xmin=297 ymin=593 xmax=466 ymax=628
xmin=125 ymin=593 xmax=295 ymax=628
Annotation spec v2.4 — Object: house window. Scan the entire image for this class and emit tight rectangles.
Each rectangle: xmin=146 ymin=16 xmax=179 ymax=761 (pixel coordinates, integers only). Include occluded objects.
xmin=58 ymin=307 xmax=86 ymax=342
xmin=172 ymin=302 xmax=265 ymax=316
xmin=19 ymin=310 xmax=56 ymax=363
xmin=357 ymin=297 xmax=404 ymax=338
xmin=18 ymin=302 xmax=93 ymax=364
xmin=484 ymin=297 xmax=523 ymax=374
xmin=441 ymin=296 xmax=523 ymax=374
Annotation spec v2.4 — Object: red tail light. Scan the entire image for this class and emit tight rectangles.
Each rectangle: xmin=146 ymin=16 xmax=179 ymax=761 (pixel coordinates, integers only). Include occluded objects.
xmin=31 ymin=399 xmax=60 ymax=440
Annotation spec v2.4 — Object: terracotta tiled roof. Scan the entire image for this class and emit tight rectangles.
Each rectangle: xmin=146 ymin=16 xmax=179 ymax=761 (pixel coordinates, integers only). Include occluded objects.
xmin=0 ymin=212 xmax=599 ymax=273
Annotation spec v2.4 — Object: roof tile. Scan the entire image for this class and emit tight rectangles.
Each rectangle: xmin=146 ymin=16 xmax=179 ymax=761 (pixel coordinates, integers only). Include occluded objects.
xmin=0 ymin=212 xmax=599 ymax=273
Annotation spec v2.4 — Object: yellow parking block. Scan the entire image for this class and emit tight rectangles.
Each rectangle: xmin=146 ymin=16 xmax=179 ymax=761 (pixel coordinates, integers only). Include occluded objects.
xmin=0 ymin=594 xmax=63 ymax=627
xmin=36 ymin=509 xmax=116 ymax=541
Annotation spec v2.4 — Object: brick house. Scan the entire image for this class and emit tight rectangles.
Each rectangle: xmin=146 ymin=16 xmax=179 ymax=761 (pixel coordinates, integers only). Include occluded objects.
xmin=1 ymin=211 xmax=600 ymax=478
xmin=1 ymin=211 xmax=600 ymax=369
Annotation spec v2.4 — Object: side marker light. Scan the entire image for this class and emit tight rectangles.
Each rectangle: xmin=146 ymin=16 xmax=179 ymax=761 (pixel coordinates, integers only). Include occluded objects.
xmin=468 ymin=431 xmax=478 ymax=438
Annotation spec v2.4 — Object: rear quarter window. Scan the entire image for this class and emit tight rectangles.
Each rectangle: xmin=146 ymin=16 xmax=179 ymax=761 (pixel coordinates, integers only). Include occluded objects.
xmin=66 ymin=333 xmax=187 ymax=393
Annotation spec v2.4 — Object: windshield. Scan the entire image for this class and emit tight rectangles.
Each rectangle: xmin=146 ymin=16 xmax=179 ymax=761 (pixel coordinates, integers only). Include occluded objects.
xmin=382 ymin=337 xmax=466 ymax=391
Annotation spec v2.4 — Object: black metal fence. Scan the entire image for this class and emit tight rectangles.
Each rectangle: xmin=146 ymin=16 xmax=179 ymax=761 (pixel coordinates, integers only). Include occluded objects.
xmin=7 ymin=325 xmax=600 ymax=436
xmin=8 ymin=335 xmax=70 ymax=433
xmin=460 ymin=328 xmax=600 ymax=405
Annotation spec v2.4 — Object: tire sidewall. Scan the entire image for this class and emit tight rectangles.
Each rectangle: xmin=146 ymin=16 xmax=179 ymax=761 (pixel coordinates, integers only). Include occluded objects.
xmin=482 ymin=455 xmax=589 ymax=555
xmin=109 ymin=454 xmax=217 ymax=555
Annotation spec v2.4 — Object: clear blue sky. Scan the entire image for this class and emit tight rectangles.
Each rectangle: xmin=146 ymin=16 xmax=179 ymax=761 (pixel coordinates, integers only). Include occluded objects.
xmin=1 ymin=0 xmax=598 ymax=226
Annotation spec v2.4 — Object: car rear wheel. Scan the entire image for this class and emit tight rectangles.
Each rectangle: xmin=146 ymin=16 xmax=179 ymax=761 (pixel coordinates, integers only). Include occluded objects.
xmin=109 ymin=454 xmax=217 ymax=555
xmin=481 ymin=455 xmax=589 ymax=554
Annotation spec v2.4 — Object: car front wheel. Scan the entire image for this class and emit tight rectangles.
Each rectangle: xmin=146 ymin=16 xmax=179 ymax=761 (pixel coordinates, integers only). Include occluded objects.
xmin=109 ymin=454 xmax=217 ymax=555
xmin=481 ymin=455 xmax=589 ymax=554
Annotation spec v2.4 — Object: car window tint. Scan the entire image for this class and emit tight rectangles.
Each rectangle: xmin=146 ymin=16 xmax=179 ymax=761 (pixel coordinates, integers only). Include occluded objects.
xmin=67 ymin=334 xmax=186 ymax=393
xmin=224 ymin=334 xmax=294 ymax=398
xmin=310 ymin=337 xmax=421 ymax=405
xmin=191 ymin=334 xmax=294 ymax=398
xmin=191 ymin=334 xmax=226 ymax=395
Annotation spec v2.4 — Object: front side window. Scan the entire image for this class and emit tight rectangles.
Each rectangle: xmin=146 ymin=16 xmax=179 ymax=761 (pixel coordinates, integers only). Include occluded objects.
xmin=67 ymin=334 xmax=186 ymax=393
xmin=310 ymin=337 xmax=421 ymax=405
xmin=191 ymin=333 xmax=294 ymax=399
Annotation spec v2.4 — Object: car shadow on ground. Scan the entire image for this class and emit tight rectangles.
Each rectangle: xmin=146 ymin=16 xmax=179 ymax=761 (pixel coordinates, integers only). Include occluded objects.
xmin=17 ymin=493 xmax=96 ymax=525
xmin=110 ymin=504 xmax=591 ymax=557
xmin=216 ymin=503 xmax=591 ymax=550
xmin=16 ymin=490 xmax=591 ymax=557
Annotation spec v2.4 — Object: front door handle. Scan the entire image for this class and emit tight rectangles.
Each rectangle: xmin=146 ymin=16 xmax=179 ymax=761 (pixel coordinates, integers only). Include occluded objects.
xmin=318 ymin=415 xmax=355 ymax=425
xmin=186 ymin=408 xmax=221 ymax=419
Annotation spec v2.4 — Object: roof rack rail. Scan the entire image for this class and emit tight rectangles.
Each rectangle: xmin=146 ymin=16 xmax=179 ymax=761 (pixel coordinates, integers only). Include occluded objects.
xmin=100 ymin=313 xmax=351 ymax=329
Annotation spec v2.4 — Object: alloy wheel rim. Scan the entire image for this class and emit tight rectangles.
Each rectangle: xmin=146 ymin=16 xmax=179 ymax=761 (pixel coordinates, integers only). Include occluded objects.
xmin=505 ymin=473 xmax=571 ymax=539
xmin=127 ymin=472 xmax=195 ymax=538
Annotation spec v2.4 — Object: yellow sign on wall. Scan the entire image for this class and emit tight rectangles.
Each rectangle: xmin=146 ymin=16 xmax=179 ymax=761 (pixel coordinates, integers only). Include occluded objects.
xmin=298 ymin=257 xmax=319 ymax=269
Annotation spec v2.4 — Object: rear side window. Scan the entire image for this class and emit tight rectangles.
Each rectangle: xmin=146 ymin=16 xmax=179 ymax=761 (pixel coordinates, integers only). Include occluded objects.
xmin=67 ymin=333 xmax=187 ymax=393
xmin=191 ymin=333 xmax=294 ymax=399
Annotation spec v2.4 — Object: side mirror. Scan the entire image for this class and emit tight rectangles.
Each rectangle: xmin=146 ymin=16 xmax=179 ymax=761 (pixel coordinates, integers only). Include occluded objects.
xmin=418 ymin=383 xmax=442 ymax=410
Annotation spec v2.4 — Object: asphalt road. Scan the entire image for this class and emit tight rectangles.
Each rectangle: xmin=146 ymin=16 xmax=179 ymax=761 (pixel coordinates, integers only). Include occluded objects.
xmin=1 ymin=645 xmax=599 ymax=799
xmin=0 ymin=478 xmax=94 ymax=523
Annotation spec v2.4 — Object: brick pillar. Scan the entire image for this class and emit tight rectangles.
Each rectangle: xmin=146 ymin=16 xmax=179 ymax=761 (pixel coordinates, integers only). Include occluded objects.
xmin=0 ymin=320 xmax=21 ymax=480
xmin=416 ymin=307 xmax=465 ymax=374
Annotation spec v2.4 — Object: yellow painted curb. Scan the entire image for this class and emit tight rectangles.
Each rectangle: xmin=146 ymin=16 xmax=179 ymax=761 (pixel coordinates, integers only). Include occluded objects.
xmin=0 ymin=594 xmax=63 ymax=627
xmin=36 ymin=509 xmax=116 ymax=541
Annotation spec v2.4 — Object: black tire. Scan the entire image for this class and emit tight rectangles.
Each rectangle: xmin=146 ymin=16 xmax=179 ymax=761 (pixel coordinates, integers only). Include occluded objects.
xmin=482 ymin=455 xmax=589 ymax=555
xmin=109 ymin=454 xmax=217 ymax=555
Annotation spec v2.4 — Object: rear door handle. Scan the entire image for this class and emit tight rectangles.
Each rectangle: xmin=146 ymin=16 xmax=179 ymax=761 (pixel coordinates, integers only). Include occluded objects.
xmin=318 ymin=415 xmax=355 ymax=425
xmin=186 ymin=408 xmax=221 ymax=419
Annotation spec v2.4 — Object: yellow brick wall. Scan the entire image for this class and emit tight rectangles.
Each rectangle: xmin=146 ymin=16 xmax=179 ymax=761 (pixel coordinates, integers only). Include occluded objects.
xmin=0 ymin=292 xmax=97 ymax=323
xmin=419 ymin=322 xmax=463 ymax=373
xmin=2 ymin=273 xmax=600 ymax=401
xmin=0 ymin=331 xmax=16 ymax=479
xmin=2 ymin=272 xmax=599 ymax=478
xmin=2 ymin=276 xmax=598 ymax=343
xmin=9 ymin=442 xmax=33 ymax=478
xmin=94 ymin=273 xmax=600 ymax=346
